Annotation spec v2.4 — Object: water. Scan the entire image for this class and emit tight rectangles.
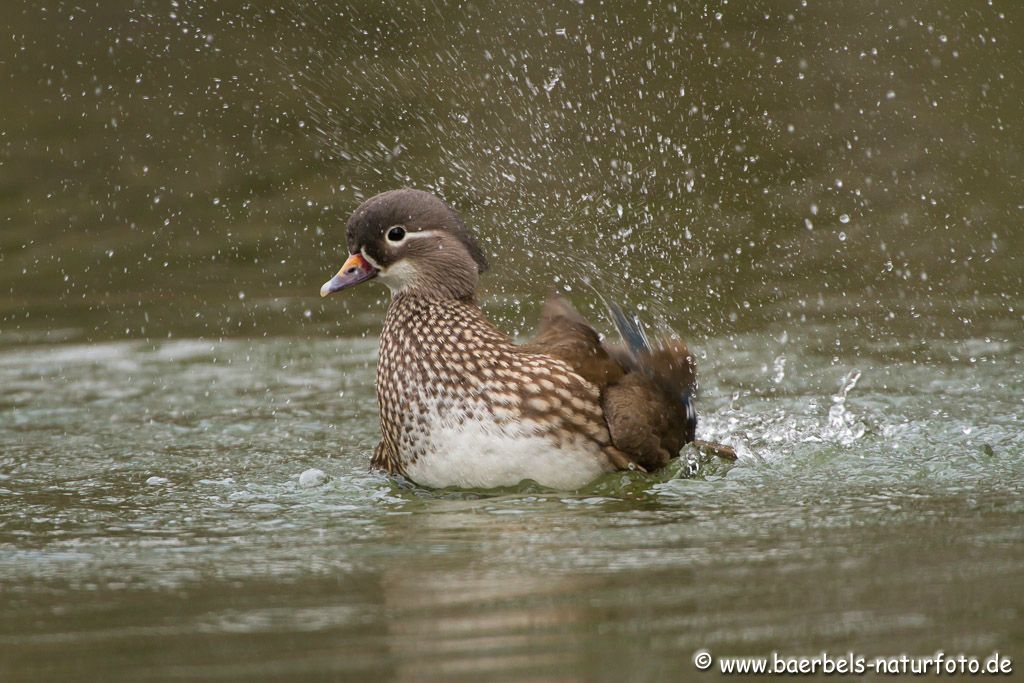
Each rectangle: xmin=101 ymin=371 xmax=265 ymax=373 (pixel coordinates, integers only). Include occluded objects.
xmin=2 ymin=1 xmax=1023 ymax=680
xmin=3 ymin=324 xmax=1021 ymax=679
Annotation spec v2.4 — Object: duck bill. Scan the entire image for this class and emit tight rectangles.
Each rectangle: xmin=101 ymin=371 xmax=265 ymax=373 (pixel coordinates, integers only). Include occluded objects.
xmin=320 ymin=253 xmax=379 ymax=297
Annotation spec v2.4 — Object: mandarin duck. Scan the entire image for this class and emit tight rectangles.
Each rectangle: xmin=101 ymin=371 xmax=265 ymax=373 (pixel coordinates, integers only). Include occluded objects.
xmin=320 ymin=188 xmax=734 ymax=489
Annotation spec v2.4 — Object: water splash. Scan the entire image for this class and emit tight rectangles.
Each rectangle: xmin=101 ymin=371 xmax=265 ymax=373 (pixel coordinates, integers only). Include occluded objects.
xmin=826 ymin=370 xmax=866 ymax=445
xmin=772 ymin=355 xmax=786 ymax=384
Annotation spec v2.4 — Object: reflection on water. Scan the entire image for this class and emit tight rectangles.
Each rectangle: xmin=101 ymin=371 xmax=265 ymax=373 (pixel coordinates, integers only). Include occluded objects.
xmin=1 ymin=328 xmax=1021 ymax=679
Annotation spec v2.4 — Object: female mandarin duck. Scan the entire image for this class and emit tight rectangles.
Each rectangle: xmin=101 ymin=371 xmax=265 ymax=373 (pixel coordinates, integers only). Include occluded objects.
xmin=320 ymin=188 xmax=734 ymax=489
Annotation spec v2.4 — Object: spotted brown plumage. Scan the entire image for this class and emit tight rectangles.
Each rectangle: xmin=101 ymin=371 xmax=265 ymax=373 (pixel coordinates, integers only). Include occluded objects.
xmin=320 ymin=188 xmax=732 ymax=489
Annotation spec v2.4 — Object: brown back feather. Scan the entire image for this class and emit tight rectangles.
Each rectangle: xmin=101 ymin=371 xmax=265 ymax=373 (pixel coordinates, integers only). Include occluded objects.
xmin=521 ymin=295 xmax=624 ymax=389
xmin=523 ymin=295 xmax=699 ymax=471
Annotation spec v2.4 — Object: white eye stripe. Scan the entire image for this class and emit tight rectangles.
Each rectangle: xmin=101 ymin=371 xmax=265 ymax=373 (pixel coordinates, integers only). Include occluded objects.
xmin=386 ymin=228 xmax=437 ymax=245
xmin=364 ymin=228 xmax=440 ymax=271
xmin=401 ymin=230 xmax=438 ymax=241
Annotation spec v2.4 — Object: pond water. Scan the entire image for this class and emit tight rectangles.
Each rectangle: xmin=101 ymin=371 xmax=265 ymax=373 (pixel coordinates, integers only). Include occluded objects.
xmin=2 ymin=1 xmax=1022 ymax=680
xmin=2 ymin=325 xmax=1021 ymax=679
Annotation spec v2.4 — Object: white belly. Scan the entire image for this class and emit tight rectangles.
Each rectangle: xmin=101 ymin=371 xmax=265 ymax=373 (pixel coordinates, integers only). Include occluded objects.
xmin=403 ymin=416 xmax=612 ymax=490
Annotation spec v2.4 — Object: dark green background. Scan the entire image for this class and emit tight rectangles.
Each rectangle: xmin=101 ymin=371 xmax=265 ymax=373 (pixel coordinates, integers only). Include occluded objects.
xmin=4 ymin=1 xmax=1020 ymax=345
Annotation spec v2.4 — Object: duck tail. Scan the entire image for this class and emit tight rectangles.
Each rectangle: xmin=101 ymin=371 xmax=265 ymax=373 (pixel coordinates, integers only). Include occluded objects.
xmin=608 ymin=302 xmax=698 ymax=440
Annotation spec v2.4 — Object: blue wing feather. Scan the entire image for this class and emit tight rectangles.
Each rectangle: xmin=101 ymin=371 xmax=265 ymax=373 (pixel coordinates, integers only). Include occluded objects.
xmin=608 ymin=302 xmax=651 ymax=357
xmin=681 ymin=389 xmax=698 ymax=441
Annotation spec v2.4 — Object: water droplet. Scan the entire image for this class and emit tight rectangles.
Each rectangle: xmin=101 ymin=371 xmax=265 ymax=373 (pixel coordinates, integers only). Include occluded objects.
xmin=839 ymin=214 xmax=850 ymax=224
xmin=544 ymin=68 xmax=562 ymax=92
xmin=772 ymin=356 xmax=786 ymax=384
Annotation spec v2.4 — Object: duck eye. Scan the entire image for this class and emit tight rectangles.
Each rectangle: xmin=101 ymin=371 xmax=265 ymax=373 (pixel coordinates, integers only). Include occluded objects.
xmin=386 ymin=226 xmax=406 ymax=242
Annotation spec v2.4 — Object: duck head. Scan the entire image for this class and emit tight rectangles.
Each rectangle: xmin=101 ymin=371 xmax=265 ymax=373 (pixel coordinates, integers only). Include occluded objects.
xmin=320 ymin=189 xmax=488 ymax=301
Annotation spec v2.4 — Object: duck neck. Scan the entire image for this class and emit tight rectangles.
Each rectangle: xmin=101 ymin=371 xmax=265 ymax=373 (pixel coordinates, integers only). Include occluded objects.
xmin=381 ymin=291 xmax=507 ymax=358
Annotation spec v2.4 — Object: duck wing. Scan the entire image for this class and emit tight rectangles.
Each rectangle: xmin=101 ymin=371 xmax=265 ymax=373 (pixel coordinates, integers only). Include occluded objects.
xmin=522 ymin=295 xmax=624 ymax=389
xmin=524 ymin=296 xmax=702 ymax=471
